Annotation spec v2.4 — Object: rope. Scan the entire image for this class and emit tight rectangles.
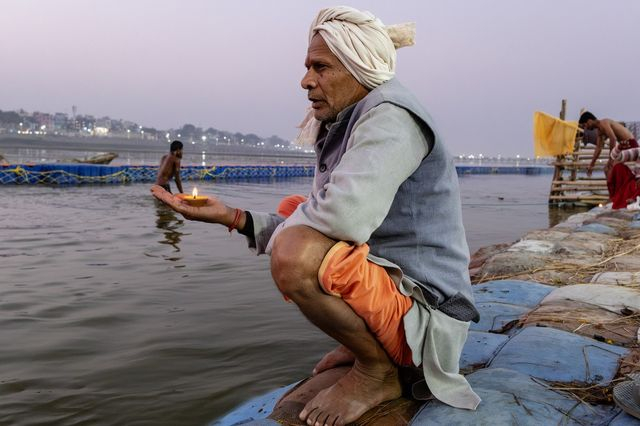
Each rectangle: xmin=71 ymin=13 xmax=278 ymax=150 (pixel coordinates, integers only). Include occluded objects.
xmin=0 ymin=164 xmax=315 ymax=185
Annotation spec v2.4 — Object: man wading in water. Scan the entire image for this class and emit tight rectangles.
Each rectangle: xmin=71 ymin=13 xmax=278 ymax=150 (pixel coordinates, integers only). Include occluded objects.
xmin=152 ymin=6 xmax=480 ymax=425
xmin=155 ymin=140 xmax=184 ymax=194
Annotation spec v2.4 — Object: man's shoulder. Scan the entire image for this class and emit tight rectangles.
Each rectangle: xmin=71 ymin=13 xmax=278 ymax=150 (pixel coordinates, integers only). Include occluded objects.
xmin=366 ymin=102 xmax=413 ymax=121
xmin=363 ymin=79 xmax=431 ymax=123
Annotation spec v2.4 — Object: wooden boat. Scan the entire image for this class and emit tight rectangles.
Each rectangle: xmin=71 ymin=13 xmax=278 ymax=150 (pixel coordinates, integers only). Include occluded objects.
xmin=68 ymin=152 xmax=118 ymax=164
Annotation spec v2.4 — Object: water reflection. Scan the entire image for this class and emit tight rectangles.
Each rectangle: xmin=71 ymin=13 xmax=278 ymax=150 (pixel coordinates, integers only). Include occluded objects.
xmin=154 ymin=201 xmax=184 ymax=253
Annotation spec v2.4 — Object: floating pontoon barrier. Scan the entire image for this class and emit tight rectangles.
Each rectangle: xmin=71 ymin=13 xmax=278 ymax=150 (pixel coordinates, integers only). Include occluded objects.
xmin=0 ymin=164 xmax=316 ymax=185
xmin=0 ymin=163 xmax=553 ymax=185
xmin=456 ymin=165 xmax=553 ymax=175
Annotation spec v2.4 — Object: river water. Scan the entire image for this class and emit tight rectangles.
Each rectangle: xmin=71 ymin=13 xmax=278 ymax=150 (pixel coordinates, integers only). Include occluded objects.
xmin=0 ymin=174 xmax=584 ymax=425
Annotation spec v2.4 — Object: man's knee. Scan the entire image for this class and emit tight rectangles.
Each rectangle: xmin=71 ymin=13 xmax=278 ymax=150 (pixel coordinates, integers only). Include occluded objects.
xmin=270 ymin=226 xmax=334 ymax=299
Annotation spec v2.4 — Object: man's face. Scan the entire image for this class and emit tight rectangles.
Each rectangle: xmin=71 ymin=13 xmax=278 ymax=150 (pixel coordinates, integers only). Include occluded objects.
xmin=174 ymin=149 xmax=183 ymax=159
xmin=582 ymin=119 xmax=595 ymax=130
xmin=301 ymin=34 xmax=368 ymax=122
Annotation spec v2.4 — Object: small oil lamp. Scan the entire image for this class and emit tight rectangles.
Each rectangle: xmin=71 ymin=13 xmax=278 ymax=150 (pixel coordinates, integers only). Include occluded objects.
xmin=178 ymin=187 xmax=209 ymax=207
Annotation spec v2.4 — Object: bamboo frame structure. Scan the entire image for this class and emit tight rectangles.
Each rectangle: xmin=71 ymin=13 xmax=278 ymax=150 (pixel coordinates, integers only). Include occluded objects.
xmin=548 ymin=100 xmax=610 ymax=206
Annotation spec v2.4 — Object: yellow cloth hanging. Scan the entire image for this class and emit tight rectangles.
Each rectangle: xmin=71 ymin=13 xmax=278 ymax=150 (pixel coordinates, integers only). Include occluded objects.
xmin=533 ymin=111 xmax=578 ymax=157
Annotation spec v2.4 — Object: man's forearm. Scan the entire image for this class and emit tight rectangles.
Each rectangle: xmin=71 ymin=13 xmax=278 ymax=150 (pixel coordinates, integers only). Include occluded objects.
xmin=590 ymin=145 xmax=602 ymax=169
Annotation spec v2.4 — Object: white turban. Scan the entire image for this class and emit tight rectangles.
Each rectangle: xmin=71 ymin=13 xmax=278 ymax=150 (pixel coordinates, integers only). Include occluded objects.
xmin=294 ymin=6 xmax=415 ymax=146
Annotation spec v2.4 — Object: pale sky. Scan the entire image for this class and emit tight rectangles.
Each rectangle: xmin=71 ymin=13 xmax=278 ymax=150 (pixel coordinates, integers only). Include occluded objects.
xmin=2 ymin=0 xmax=639 ymax=157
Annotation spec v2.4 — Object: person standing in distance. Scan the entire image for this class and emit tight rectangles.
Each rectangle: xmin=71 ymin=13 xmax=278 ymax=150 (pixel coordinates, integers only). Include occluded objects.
xmin=155 ymin=140 xmax=184 ymax=194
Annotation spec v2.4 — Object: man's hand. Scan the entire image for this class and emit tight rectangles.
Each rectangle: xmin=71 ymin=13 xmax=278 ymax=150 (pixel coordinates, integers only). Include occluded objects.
xmin=150 ymin=185 xmax=229 ymax=224
xmin=586 ymin=164 xmax=594 ymax=177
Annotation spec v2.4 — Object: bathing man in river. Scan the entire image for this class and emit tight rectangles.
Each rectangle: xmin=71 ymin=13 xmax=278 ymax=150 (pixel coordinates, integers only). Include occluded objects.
xmin=152 ymin=6 xmax=480 ymax=425
xmin=155 ymin=140 xmax=184 ymax=194
xmin=579 ymin=112 xmax=639 ymax=178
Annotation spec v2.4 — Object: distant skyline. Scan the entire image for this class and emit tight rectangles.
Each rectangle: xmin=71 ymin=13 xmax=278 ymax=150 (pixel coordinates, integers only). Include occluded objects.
xmin=2 ymin=0 xmax=639 ymax=156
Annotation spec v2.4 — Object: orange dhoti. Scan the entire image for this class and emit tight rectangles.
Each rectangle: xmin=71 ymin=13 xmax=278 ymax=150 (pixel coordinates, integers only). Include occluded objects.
xmin=275 ymin=194 xmax=414 ymax=366
xmin=318 ymin=241 xmax=414 ymax=366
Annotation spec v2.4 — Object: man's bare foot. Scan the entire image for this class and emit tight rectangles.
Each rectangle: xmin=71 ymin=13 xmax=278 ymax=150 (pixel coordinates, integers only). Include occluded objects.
xmin=300 ymin=361 xmax=402 ymax=426
xmin=313 ymin=345 xmax=355 ymax=375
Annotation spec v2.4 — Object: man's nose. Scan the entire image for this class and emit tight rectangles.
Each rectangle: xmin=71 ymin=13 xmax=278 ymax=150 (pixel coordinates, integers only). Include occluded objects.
xmin=301 ymin=70 xmax=316 ymax=90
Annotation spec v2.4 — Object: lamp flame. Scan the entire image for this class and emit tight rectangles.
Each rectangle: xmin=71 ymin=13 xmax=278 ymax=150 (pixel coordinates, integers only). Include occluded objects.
xmin=192 ymin=187 xmax=198 ymax=198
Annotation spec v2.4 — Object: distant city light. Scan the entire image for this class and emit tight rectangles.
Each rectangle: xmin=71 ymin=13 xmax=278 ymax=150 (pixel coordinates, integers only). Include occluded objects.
xmin=5 ymin=107 xmax=325 ymax=156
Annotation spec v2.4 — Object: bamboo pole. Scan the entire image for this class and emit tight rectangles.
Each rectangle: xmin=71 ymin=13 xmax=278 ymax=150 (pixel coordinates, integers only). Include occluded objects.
xmin=549 ymin=100 xmax=567 ymax=204
xmin=549 ymin=195 xmax=609 ymax=201
xmin=552 ymin=180 xmax=606 ymax=185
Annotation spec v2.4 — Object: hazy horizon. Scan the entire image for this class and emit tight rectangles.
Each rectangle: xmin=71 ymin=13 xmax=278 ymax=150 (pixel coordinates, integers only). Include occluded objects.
xmin=2 ymin=0 xmax=639 ymax=157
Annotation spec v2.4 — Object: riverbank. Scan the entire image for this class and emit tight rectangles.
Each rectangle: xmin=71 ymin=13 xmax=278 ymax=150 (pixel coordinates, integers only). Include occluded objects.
xmin=217 ymin=205 xmax=640 ymax=425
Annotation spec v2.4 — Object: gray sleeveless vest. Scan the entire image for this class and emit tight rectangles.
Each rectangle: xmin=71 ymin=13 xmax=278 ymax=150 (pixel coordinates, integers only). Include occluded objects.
xmin=314 ymin=78 xmax=477 ymax=319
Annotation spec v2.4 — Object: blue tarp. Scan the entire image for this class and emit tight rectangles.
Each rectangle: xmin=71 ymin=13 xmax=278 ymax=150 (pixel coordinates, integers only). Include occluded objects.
xmin=610 ymin=411 xmax=640 ymax=425
xmin=212 ymin=383 xmax=296 ymax=426
xmin=470 ymin=280 xmax=554 ymax=333
xmin=576 ymin=223 xmax=618 ymax=235
xmin=489 ymin=326 xmax=628 ymax=384
xmin=472 ymin=280 xmax=555 ymax=307
xmin=460 ymin=331 xmax=509 ymax=371
xmin=214 ymin=280 xmax=634 ymax=426
xmin=470 ymin=303 xmax=531 ymax=333
xmin=412 ymin=368 xmax=620 ymax=425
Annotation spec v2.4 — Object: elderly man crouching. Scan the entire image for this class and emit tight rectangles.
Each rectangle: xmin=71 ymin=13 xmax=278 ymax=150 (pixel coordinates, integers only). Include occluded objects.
xmin=152 ymin=6 xmax=480 ymax=426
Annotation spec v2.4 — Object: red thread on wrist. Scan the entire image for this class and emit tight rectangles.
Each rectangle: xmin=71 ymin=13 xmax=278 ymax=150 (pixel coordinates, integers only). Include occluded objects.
xmin=228 ymin=208 xmax=242 ymax=233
